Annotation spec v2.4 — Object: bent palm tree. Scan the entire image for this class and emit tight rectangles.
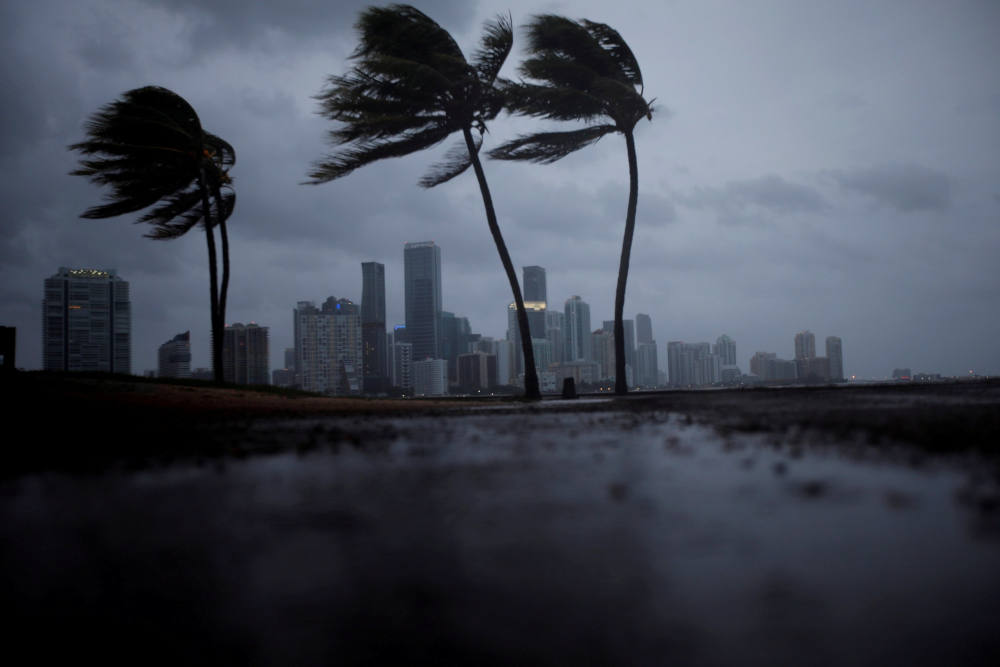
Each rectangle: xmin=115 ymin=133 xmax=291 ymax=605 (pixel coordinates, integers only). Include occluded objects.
xmin=308 ymin=4 xmax=541 ymax=400
xmin=489 ymin=15 xmax=653 ymax=395
xmin=70 ymin=86 xmax=236 ymax=382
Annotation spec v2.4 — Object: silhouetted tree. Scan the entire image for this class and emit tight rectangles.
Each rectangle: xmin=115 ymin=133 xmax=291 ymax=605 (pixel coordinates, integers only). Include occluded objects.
xmin=71 ymin=86 xmax=235 ymax=382
xmin=489 ymin=15 xmax=653 ymax=395
xmin=308 ymin=5 xmax=541 ymax=400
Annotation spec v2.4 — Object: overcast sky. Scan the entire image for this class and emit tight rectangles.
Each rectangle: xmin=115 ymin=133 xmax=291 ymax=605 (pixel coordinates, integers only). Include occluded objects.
xmin=2 ymin=0 xmax=998 ymax=379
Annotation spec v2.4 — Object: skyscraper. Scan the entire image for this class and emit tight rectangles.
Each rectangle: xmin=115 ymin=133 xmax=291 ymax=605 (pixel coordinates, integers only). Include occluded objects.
xmin=714 ymin=334 xmax=737 ymax=366
xmin=826 ymin=336 xmax=844 ymax=381
xmin=564 ymin=296 xmax=592 ymax=362
xmin=223 ymin=323 xmax=269 ymax=385
xmin=43 ymin=267 xmax=130 ymax=373
xmin=603 ymin=319 xmax=636 ymax=381
xmin=404 ymin=241 xmax=442 ymax=361
xmin=794 ymin=330 xmax=816 ymax=360
xmin=361 ymin=261 xmax=388 ymax=390
xmin=635 ymin=313 xmax=653 ymax=345
xmin=523 ymin=265 xmax=546 ymax=303
xmin=158 ymin=331 xmax=191 ymax=378
xmin=294 ymin=298 xmax=362 ymax=395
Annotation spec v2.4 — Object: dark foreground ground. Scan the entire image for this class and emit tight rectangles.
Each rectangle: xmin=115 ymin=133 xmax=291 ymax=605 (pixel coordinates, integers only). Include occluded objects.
xmin=2 ymin=374 xmax=999 ymax=664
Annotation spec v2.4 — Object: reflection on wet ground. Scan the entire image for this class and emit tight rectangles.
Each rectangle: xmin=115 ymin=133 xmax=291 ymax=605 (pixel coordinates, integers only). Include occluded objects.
xmin=4 ymin=406 xmax=1000 ymax=664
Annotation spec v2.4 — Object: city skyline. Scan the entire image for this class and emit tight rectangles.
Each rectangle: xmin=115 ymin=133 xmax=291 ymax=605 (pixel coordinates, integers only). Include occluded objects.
xmin=2 ymin=1 xmax=997 ymax=380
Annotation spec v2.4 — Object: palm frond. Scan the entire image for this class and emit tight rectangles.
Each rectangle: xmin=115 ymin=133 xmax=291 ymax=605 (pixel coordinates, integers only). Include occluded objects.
xmin=137 ymin=187 xmax=203 ymax=228
xmin=581 ymin=20 xmax=644 ymax=89
xmin=354 ymin=5 xmax=467 ymax=81
xmin=523 ymin=15 xmax=624 ymax=84
xmin=500 ymin=80 xmax=607 ymax=122
xmin=307 ymin=125 xmax=451 ymax=183
xmin=472 ymin=13 xmax=513 ymax=86
xmin=487 ymin=125 xmax=617 ymax=163
xmin=419 ymin=134 xmax=480 ymax=188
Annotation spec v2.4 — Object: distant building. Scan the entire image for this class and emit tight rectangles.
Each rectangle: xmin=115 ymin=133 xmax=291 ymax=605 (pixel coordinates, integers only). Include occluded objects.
xmin=591 ymin=328 xmax=615 ymax=380
xmin=294 ymin=298 xmax=362 ymax=395
xmin=523 ymin=265 xmax=547 ymax=303
xmin=603 ymin=319 xmax=636 ymax=375
xmin=667 ymin=341 xmax=717 ymax=387
xmin=43 ymin=267 xmax=130 ymax=373
xmin=564 ymin=296 xmax=592 ymax=362
xmin=223 ymin=323 xmax=269 ymax=385
xmin=794 ymin=330 xmax=816 ymax=360
xmin=545 ymin=310 xmax=565 ymax=366
xmin=635 ymin=313 xmax=653 ymax=345
xmin=893 ymin=368 xmax=912 ymax=381
xmin=272 ymin=368 xmax=294 ymax=387
xmin=714 ymin=335 xmax=737 ymax=366
xmin=507 ymin=299 xmax=546 ymax=376
xmin=636 ymin=341 xmax=659 ymax=387
xmin=458 ymin=352 xmax=497 ymax=391
xmin=392 ymin=341 xmax=413 ymax=393
xmin=158 ymin=331 xmax=191 ymax=379
xmin=826 ymin=336 xmax=844 ymax=381
xmin=361 ymin=261 xmax=389 ymax=392
xmin=413 ymin=358 xmax=448 ymax=396
xmin=404 ymin=241 xmax=442 ymax=361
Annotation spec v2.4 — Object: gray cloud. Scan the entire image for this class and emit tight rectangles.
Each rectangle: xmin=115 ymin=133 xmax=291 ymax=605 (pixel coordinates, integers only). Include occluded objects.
xmin=675 ymin=174 xmax=827 ymax=225
xmin=829 ymin=163 xmax=953 ymax=212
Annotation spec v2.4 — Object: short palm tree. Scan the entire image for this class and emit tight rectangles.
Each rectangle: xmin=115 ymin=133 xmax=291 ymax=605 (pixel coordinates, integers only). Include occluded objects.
xmin=70 ymin=86 xmax=236 ymax=382
xmin=307 ymin=4 xmax=541 ymax=400
xmin=489 ymin=15 xmax=653 ymax=395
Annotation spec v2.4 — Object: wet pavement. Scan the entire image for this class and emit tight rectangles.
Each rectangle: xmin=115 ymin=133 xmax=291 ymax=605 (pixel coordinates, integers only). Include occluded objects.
xmin=3 ymin=385 xmax=1000 ymax=664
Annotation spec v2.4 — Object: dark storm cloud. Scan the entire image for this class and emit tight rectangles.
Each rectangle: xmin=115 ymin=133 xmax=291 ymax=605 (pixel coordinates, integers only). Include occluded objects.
xmin=158 ymin=0 xmax=478 ymax=52
xmin=675 ymin=174 xmax=827 ymax=225
xmin=829 ymin=164 xmax=953 ymax=213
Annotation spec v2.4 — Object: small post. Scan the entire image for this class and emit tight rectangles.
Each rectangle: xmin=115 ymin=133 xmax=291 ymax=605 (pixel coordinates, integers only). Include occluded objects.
xmin=561 ymin=377 xmax=577 ymax=399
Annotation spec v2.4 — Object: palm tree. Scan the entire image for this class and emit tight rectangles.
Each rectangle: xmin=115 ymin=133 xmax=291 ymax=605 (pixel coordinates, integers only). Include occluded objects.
xmin=307 ymin=4 xmax=541 ymax=400
xmin=70 ymin=86 xmax=236 ymax=382
xmin=489 ymin=15 xmax=653 ymax=395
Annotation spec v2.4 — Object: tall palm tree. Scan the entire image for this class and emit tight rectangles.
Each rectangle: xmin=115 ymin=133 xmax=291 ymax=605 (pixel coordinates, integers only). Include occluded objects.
xmin=307 ymin=4 xmax=541 ymax=400
xmin=70 ymin=86 xmax=236 ymax=382
xmin=489 ymin=15 xmax=653 ymax=395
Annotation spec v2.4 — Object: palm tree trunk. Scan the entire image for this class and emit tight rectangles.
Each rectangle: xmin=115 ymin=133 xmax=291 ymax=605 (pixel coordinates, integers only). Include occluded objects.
xmin=199 ymin=168 xmax=223 ymax=383
xmin=463 ymin=127 xmax=541 ymax=400
xmin=212 ymin=182 xmax=230 ymax=355
xmin=614 ymin=130 xmax=639 ymax=395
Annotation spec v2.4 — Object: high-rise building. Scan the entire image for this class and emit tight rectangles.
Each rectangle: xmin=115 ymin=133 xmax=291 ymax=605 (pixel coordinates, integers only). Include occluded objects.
xmin=592 ymin=328 xmax=615 ymax=379
xmin=361 ymin=261 xmax=388 ymax=390
xmin=404 ymin=241 xmax=442 ymax=361
xmin=794 ymin=330 xmax=816 ymax=360
xmin=523 ymin=266 xmax=546 ymax=303
xmin=458 ymin=351 xmax=497 ymax=391
xmin=667 ymin=341 xmax=719 ymax=387
xmin=392 ymin=341 xmax=413 ymax=392
xmin=826 ymin=336 xmax=844 ymax=381
xmin=223 ymin=322 xmax=269 ymax=385
xmin=413 ymin=358 xmax=448 ymax=396
xmin=294 ymin=298 xmax=362 ymax=395
xmin=507 ymin=300 xmax=546 ymax=375
xmin=441 ymin=311 xmax=472 ymax=383
xmin=545 ymin=310 xmax=565 ymax=366
xmin=158 ymin=331 xmax=191 ymax=378
xmin=43 ymin=267 xmax=130 ymax=373
xmin=564 ymin=296 xmax=592 ymax=362
xmin=603 ymin=318 xmax=636 ymax=380
xmin=636 ymin=342 xmax=659 ymax=387
xmin=714 ymin=335 xmax=736 ymax=366
xmin=635 ymin=313 xmax=653 ymax=345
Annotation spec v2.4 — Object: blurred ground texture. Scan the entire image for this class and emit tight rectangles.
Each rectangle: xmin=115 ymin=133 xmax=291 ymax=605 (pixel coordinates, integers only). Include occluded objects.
xmin=3 ymin=374 xmax=999 ymax=664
